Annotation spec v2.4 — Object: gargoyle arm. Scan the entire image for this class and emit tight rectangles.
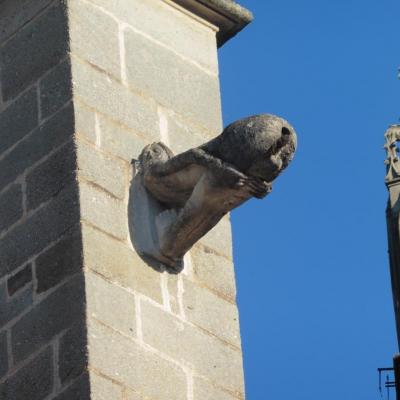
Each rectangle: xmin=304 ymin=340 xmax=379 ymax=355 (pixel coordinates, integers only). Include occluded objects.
xmin=149 ymin=148 xmax=235 ymax=178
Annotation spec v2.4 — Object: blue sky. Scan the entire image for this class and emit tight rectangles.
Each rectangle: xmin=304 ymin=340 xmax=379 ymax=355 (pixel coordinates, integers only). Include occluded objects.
xmin=218 ymin=1 xmax=400 ymax=399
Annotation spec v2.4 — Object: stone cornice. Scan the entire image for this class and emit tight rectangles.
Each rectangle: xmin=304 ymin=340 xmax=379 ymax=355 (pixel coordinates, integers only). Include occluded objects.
xmin=170 ymin=0 xmax=253 ymax=47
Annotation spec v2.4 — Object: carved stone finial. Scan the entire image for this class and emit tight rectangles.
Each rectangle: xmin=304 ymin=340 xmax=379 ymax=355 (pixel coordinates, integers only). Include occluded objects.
xmin=384 ymin=125 xmax=400 ymax=184
xmin=134 ymin=114 xmax=297 ymax=271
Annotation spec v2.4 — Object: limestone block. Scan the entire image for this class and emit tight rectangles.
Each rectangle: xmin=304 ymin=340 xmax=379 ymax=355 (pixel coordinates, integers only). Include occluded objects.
xmin=90 ymin=373 xmax=123 ymax=400
xmin=191 ymin=245 xmax=237 ymax=301
xmin=141 ymin=300 xmax=244 ymax=395
xmin=39 ymin=58 xmax=72 ymax=119
xmin=75 ymin=100 xmax=97 ymax=143
xmin=0 ymin=184 xmax=80 ymax=279
xmin=11 ymin=275 xmax=85 ymax=363
xmin=7 ymin=263 xmax=32 ymax=296
xmin=58 ymin=321 xmax=86 ymax=385
xmin=68 ymin=0 xmax=120 ymax=79
xmin=82 ymin=223 xmax=163 ymax=304
xmin=124 ymin=389 xmax=143 ymax=400
xmin=167 ymin=114 xmax=210 ymax=154
xmin=0 ymin=283 xmax=32 ymax=327
xmin=77 ymin=140 xmax=128 ymax=200
xmin=87 ymin=318 xmax=187 ymax=400
xmin=0 ymin=184 xmax=23 ymax=233
xmin=54 ymin=374 xmax=90 ymax=400
xmin=0 ymin=87 xmax=38 ymax=155
xmin=26 ymin=140 xmax=76 ymax=211
xmin=0 ymin=347 xmax=53 ymax=400
xmin=0 ymin=2 xmax=68 ymax=101
xmin=194 ymin=376 xmax=238 ymax=400
xmin=97 ymin=115 xmax=148 ymax=163
xmin=88 ymin=0 xmax=218 ymax=72
xmin=86 ymin=271 xmax=136 ymax=337
xmin=200 ymin=216 xmax=233 ymax=259
xmin=79 ymin=181 xmax=128 ymax=240
xmin=0 ymin=0 xmax=54 ymax=44
xmin=182 ymin=279 xmax=241 ymax=347
xmin=0 ymin=103 xmax=74 ymax=190
xmin=124 ymin=28 xmax=222 ymax=132
xmin=35 ymin=228 xmax=82 ymax=293
xmin=71 ymin=57 xmax=159 ymax=140
xmin=0 ymin=331 xmax=8 ymax=379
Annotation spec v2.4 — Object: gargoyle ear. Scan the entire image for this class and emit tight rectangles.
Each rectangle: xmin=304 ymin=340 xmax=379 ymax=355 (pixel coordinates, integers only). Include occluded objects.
xmin=138 ymin=144 xmax=153 ymax=164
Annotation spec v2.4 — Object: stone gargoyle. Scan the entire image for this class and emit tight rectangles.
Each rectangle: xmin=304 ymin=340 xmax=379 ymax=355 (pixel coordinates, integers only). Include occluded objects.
xmin=134 ymin=114 xmax=297 ymax=272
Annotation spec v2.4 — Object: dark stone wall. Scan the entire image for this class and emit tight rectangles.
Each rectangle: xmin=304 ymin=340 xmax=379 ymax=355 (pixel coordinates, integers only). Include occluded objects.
xmin=0 ymin=2 xmax=89 ymax=398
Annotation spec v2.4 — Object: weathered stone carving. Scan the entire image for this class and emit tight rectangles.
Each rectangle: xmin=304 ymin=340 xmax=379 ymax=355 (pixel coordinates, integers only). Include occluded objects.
xmin=385 ymin=125 xmax=400 ymax=183
xmin=135 ymin=114 xmax=297 ymax=271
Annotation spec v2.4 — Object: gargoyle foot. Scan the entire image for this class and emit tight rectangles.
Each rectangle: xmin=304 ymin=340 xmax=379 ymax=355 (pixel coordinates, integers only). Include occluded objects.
xmin=142 ymin=249 xmax=183 ymax=273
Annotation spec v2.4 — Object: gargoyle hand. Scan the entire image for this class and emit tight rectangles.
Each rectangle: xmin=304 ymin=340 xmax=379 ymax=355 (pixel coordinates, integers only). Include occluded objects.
xmin=245 ymin=177 xmax=272 ymax=199
xmin=214 ymin=163 xmax=248 ymax=189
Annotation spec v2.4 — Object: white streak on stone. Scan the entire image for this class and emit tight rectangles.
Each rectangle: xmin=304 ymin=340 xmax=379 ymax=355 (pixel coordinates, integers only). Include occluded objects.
xmin=184 ymin=366 xmax=194 ymax=400
xmin=183 ymin=251 xmax=193 ymax=276
xmin=160 ymin=272 xmax=171 ymax=312
xmin=94 ymin=113 xmax=101 ymax=147
xmin=135 ymin=294 xmax=143 ymax=343
xmin=177 ymin=274 xmax=186 ymax=320
xmin=158 ymin=106 xmax=169 ymax=145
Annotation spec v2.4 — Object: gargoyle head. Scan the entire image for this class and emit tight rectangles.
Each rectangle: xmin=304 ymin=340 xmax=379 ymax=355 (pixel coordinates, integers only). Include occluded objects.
xmin=139 ymin=142 xmax=174 ymax=170
xmin=216 ymin=114 xmax=297 ymax=183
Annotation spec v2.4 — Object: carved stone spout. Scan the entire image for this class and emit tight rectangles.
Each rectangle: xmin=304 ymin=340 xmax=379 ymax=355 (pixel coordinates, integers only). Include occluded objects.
xmin=136 ymin=114 xmax=297 ymax=271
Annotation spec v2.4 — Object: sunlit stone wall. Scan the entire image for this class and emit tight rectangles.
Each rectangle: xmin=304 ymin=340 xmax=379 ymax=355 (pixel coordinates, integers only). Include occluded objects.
xmin=0 ymin=0 xmax=247 ymax=398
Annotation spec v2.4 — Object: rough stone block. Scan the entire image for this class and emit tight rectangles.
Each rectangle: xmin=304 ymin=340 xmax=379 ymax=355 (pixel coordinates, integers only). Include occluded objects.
xmin=0 ymin=0 xmax=54 ymax=45
xmin=86 ymin=271 xmax=136 ymax=336
xmin=82 ymin=223 xmax=162 ymax=304
xmin=183 ymin=279 xmax=241 ymax=347
xmin=0 ymin=282 xmax=33 ymax=327
xmin=0 ymin=331 xmax=8 ymax=379
xmin=54 ymin=373 xmax=90 ymax=400
xmin=200 ymin=216 xmax=233 ymax=259
xmin=0 ymin=2 xmax=69 ymax=101
xmin=80 ymin=181 xmax=128 ymax=240
xmin=26 ymin=140 xmax=76 ymax=211
xmin=39 ymin=58 xmax=72 ymax=119
xmin=194 ymin=376 xmax=237 ymax=400
xmin=97 ymin=115 xmax=147 ymax=163
xmin=77 ymin=140 xmax=127 ymax=200
xmin=71 ymin=57 xmax=159 ymax=140
xmin=35 ymin=228 xmax=83 ymax=293
xmin=125 ymin=389 xmax=143 ymax=400
xmin=0 ymin=184 xmax=80 ymax=278
xmin=167 ymin=114 xmax=210 ymax=154
xmin=88 ymin=0 xmax=218 ymax=72
xmin=11 ymin=275 xmax=85 ymax=363
xmin=0 ymin=184 xmax=23 ymax=234
xmin=0 ymin=346 xmax=53 ymax=400
xmin=7 ymin=264 xmax=33 ymax=297
xmin=124 ymin=28 xmax=222 ymax=132
xmin=0 ymin=87 xmax=38 ymax=156
xmin=68 ymin=0 xmax=120 ymax=78
xmin=87 ymin=318 xmax=187 ymax=400
xmin=75 ymin=100 xmax=96 ymax=143
xmin=190 ymin=245 xmax=236 ymax=301
xmin=59 ymin=320 xmax=87 ymax=384
xmin=141 ymin=300 xmax=244 ymax=395
xmin=0 ymin=103 xmax=74 ymax=191
xmin=90 ymin=372 xmax=123 ymax=400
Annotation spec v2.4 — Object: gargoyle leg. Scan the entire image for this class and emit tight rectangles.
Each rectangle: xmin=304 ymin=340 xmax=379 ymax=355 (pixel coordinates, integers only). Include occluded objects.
xmin=158 ymin=172 xmax=251 ymax=269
